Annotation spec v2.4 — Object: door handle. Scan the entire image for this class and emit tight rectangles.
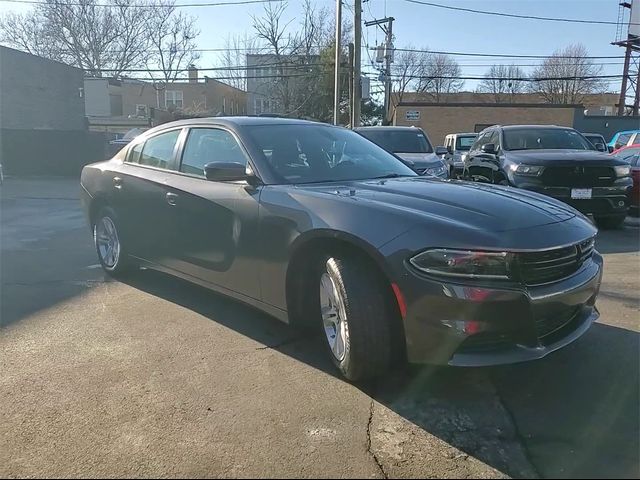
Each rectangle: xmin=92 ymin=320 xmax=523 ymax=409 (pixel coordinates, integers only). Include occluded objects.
xmin=113 ymin=176 xmax=123 ymax=189
xmin=165 ymin=192 xmax=178 ymax=206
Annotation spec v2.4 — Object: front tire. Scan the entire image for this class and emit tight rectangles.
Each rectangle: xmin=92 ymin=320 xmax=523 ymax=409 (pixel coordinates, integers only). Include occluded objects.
xmin=93 ymin=206 xmax=131 ymax=276
xmin=595 ymin=214 xmax=626 ymax=230
xmin=317 ymin=256 xmax=394 ymax=381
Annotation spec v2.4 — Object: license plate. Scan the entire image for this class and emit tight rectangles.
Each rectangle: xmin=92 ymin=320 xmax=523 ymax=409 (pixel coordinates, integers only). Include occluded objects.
xmin=571 ymin=188 xmax=592 ymax=199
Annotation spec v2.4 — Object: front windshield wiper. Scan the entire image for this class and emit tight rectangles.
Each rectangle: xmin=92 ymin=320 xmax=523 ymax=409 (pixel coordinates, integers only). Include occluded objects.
xmin=370 ymin=173 xmax=412 ymax=179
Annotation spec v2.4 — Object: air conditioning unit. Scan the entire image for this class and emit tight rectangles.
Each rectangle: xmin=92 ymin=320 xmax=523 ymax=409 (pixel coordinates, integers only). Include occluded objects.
xmin=135 ymin=104 xmax=149 ymax=117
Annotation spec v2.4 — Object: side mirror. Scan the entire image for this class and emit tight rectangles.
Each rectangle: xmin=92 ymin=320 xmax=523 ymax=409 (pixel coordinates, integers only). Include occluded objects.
xmin=608 ymin=145 xmax=614 ymax=153
xmin=595 ymin=143 xmax=607 ymax=152
xmin=481 ymin=143 xmax=497 ymax=155
xmin=447 ymin=145 xmax=453 ymax=155
xmin=435 ymin=146 xmax=448 ymax=156
xmin=204 ymin=162 xmax=249 ymax=181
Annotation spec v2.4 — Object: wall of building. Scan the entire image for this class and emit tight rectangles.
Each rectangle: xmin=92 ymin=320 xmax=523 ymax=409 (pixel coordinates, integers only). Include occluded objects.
xmin=0 ymin=46 xmax=85 ymax=130
xmin=0 ymin=46 xmax=101 ymax=175
xmin=573 ymin=115 xmax=640 ymax=143
xmin=394 ymin=103 xmax=580 ymax=145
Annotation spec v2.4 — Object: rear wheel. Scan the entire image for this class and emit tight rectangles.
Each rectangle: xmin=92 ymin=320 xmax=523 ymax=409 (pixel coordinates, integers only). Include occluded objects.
xmin=595 ymin=214 xmax=626 ymax=230
xmin=317 ymin=256 xmax=394 ymax=381
xmin=93 ymin=206 xmax=132 ymax=275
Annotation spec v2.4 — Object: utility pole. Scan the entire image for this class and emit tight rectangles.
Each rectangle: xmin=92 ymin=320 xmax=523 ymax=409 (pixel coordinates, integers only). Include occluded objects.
xmin=365 ymin=17 xmax=394 ymax=124
xmin=352 ymin=0 xmax=362 ymax=127
xmin=348 ymin=43 xmax=355 ymax=126
xmin=333 ymin=0 xmax=342 ymax=125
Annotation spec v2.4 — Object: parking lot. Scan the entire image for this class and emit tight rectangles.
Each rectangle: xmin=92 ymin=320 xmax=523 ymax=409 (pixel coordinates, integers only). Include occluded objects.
xmin=1 ymin=178 xmax=638 ymax=478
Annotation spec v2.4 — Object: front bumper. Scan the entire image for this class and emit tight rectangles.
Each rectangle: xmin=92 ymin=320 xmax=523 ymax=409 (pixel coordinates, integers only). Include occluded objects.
xmin=392 ymin=252 xmax=603 ymax=366
xmin=516 ymin=182 xmax=632 ymax=217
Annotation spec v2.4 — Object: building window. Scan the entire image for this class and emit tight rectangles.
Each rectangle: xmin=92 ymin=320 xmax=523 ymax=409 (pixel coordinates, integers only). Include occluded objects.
xmin=165 ymin=90 xmax=183 ymax=109
xmin=254 ymin=98 xmax=273 ymax=115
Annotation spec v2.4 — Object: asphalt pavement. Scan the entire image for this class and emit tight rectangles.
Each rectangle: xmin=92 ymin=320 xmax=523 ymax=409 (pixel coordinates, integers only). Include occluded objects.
xmin=1 ymin=178 xmax=638 ymax=478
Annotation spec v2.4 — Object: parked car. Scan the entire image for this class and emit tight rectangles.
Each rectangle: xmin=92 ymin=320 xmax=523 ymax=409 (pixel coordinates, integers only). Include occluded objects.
xmin=107 ymin=128 xmax=148 ymax=157
xmin=81 ymin=117 xmax=602 ymax=381
xmin=355 ymin=126 xmax=449 ymax=178
xmin=463 ymin=125 xmax=633 ymax=229
xmin=443 ymin=132 xmax=477 ymax=177
xmin=582 ymin=133 xmax=612 ymax=153
xmin=612 ymin=144 xmax=640 ymax=215
xmin=608 ymin=129 xmax=640 ymax=151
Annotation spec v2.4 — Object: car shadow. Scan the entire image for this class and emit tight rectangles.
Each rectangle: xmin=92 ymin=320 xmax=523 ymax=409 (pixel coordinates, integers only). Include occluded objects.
xmin=121 ymin=268 xmax=639 ymax=479
xmin=595 ymin=225 xmax=640 ymax=254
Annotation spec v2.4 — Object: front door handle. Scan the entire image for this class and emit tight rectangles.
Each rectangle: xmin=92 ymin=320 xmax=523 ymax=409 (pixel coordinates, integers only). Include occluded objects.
xmin=165 ymin=192 xmax=178 ymax=206
xmin=113 ymin=176 xmax=123 ymax=189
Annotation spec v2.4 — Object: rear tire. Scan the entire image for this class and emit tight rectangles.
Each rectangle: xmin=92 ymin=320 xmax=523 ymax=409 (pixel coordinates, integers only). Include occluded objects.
xmin=316 ymin=255 xmax=394 ymax=381
xmin=595 ymin=214 xmax=626 ymax=230
xmin=93 ymin=206 xmax=132 ymax=276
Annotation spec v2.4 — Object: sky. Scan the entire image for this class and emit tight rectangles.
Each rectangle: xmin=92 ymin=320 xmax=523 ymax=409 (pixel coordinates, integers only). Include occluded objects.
xmin=0 ymin=0 xmax=632 ymax=93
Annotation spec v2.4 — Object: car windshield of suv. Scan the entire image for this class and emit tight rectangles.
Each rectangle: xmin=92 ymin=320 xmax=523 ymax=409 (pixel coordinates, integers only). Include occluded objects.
xmin=359 ymin=129 xmax=433 ymax=154
xmin=503 ymin=128 xmax=592 ymax=151
xmin=455 ymin=136 xmax=476 ymax=151
xmin=246 ymin=124 xmax=417 ymax=184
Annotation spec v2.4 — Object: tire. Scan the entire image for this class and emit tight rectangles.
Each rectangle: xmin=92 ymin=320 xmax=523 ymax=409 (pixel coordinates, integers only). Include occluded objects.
xmin=93 ymin=206 xmax=132 ymax=276
xmin=595 ymin=214 xmax=626 ymax=230
xmin=316 ymin=255 xmax=394 ymax=381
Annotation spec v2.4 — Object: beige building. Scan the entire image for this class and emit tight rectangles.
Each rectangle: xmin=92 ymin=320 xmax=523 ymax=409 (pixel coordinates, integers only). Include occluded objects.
xmin=394 ymin=102 xmax=583 ymax=146
xmin=85 ymin=68 xmax=247 ymax=134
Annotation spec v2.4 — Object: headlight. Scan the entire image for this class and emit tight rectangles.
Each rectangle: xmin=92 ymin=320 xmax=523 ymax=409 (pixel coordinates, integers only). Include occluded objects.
xmin=511 ymin=164 xmax=544 ymax=176
xmin=409 ymin=249 xmax=513 ymax=279
xmin=424 ymin=164 xmax=448 ymax=177
xmin=614 ymin=165 xmax=630 ymax=177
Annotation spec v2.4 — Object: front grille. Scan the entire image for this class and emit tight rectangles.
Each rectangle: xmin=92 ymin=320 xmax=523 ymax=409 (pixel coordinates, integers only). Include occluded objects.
xmin=516 ymin=238 xmax=595 ymax=285
xmin=535 ymin=307 xmax=579 ymax=339
xmin=541 ymin=166 xmax=615 ymax=187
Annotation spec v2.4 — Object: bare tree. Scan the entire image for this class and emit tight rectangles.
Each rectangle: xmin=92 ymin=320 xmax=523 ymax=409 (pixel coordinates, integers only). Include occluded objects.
xmin=416 ymin=53 xmax=464 ymax=102
xmin=217 ymin=33 xmax=258 ymax=91
xmin=391 ymin=47 xmax=429 ymax=115
xmin=0 ymin=0 xmax=199 ymax=80
xmin=145 ymin=1 xmax=200 ymax=83
xmin=476 ymin=64 xmax=527 ymax=102
xmin=529 ymin=44 xmax=608 ymax=104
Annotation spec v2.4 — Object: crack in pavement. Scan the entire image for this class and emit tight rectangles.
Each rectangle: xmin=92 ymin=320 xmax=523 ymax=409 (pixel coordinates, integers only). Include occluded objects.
xmin=367 ymin=399 xmax=388 ymax=479
xmin=493 ymin=385 xmax=542 ymax=479
xmin=254 ymin=335 xmax=306 ymax=351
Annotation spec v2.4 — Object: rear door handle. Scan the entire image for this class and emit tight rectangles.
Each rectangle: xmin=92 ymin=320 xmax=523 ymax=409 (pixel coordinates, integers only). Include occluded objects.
xmin=113 ymin=176 xmax=123 ymax=189
xmin=165 ymin=192 xmax=178 ymax=206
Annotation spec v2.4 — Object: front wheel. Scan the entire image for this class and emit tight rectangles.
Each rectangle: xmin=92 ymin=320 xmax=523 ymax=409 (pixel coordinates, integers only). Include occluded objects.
xmin=317 ymin=256 xmax=394 ymax=381
xmin=595 ymin=214 xmax=626 ymax=230
xmin=93 ymin=206 xmax=132 ymax=275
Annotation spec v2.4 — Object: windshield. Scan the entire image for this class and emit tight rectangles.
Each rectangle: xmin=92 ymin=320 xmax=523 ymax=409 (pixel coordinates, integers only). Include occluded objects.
xmin=358 ymin=129 xmax=433 ymax=154
xmin=503 ymin=128 xmax=593 ymax=151
xmin=246 ymin=124 xmax=417 ymax=184
xmin=455 ymin=136 xmax=476 ymax=151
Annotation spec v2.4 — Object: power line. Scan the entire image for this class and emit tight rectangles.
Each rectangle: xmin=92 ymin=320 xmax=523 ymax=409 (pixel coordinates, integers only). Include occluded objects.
xmin=86 ymin=62 xmax=325 ymax=73
xmin=0 ymin=0 xmax=279 ymax=7
xmin=361 ymin=73 xmax=624 ymax=82
xmin=400 ymin=0 xmax=640 ymax=26
xmin=389 ymin=47 xmax=627 ymax=60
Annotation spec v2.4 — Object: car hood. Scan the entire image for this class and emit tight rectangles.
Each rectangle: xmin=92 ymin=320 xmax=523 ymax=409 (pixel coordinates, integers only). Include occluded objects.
xmin=394 ymin=152 xmax=443 ymax=168
xmin=297 ymin=177 xmax=578 ymax=233
xmin=505 ymin=149 xmax=627 ymax=165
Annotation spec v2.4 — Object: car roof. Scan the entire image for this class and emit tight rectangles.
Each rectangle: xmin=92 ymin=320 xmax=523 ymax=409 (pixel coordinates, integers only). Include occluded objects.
xmin=448 ymin=132 xmax=477 ymax=136
xmin=614 ymin=129 xmax=640 ymax=135
xmin=355 ymin=126 xmax=422 ymax=132
xmin=140 ymin=116 xmax=332 ymax=138
xmin=498 ymin=124 xmax=573 ymax=130
xmin=582 ymin=133 xmax=605 ymax=136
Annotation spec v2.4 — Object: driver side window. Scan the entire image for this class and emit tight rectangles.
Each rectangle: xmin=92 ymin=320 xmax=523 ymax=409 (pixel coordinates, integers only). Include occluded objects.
xmin=180 ymin=128 xmax=247 ymax=176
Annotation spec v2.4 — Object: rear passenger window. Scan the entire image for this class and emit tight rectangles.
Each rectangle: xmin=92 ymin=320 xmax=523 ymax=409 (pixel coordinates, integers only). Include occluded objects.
xmin=139 ymin=130 xmax=180 ymax=169
xmin=128 ymin=142 xmax=143 ymax=164
xmin=180 ymin=128 xmax=247 ymax=176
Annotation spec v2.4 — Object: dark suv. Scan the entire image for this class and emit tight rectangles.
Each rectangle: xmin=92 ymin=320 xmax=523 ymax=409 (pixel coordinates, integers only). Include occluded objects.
xmin=464 ymin=125 xmax=633 ymax=229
